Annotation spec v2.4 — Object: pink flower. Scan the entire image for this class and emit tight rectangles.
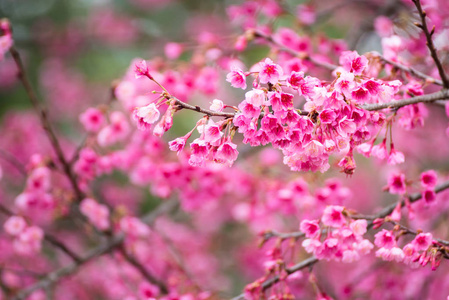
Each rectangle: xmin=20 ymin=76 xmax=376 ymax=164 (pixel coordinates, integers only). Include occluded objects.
xmin=120 ymin=216 xmax=151 ymax=238
xmin=335 ymin=72 xmax=355 ymax=93
xmin=79 ymin=108 xmax=105 ymax=133
xmin=80 ymin=198 xmax=110 ymax=231
xmin=134 ymin=103 xmax=160 ymax=128
xmin=387 ymin=144 xmax=405 ymax=165
xmin=351 ymin=87 xmax=369 ymax=102
xmin=97 ymin=111 xmax=130 ymax=146
xmin=210 ymin=99 xmax=224 ymax=112
xmin=4 ymin=216 xmax=27 ymax=236
xmin=300 ymin=219 xmax=320 ymax=238
xmin=374 ymin=16 xmax=393 ymax=37
xmin=15 ymin=226 xmax=44 ymax=254
xmin=371 ymin=139 xmax=388 ymax=160
xmin=376 ymin=247 xmax=404 ymax=262
xmin=226 ymin=68 xmax=247 ymax=89
xmin=387 ymin=173 xmax=406 ymax=194
xmin=420 ymin=170 xmax=437 ymax=188
xmin=339 ymin=51 xmax=368 ymax=75
xmin=302 ymin=238 xmax=321 ymax=253
xmin=134 ymin=60 xmax=152 ymax=79
xmin=350 ymin=219 xmax=367 ymax=236
xmin=0 ymin=19 xmax=13 ymax=61
xmin=321 ymin=205 xmax=346 ymax=228
xmin=169 ymin=133 xmax=191 ymax=155
xmin=139 ymin=282 xmax=160 ymax=299
xmin=164 ymin=42 xmax=183 ymax=60
xmin=26 ymin=167 xmax=51 ymax=192
xmin=245 ymin=89 xmax=265 ymax=107
xmin=422 ymin=189 xmax=436 ymax=205
xmin=374 ymin=229 xmax=396 ymax=249
xmin=412 ymin=233 xmax=433 ymax=251
xmin=258 ymin=58 xmax=283 ymax=84
xmin=305 ymin=140 xmax=324 ymax=158
xmin=215 ymin=139 xmax=239 ymax=166
xmin=364 ymin=79 xmax=382 ymax=95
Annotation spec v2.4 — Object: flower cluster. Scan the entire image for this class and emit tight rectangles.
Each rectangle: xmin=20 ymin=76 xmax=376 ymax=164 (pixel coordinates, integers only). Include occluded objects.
xmin=374 ymin=229 xmax=441 ymax=270
xmin=3 ymin=216 xmax=44 ymax=255
xmin=229 ymin=53 xmax=399 ymax=174
xmin=301 ymin=206 xmax=374 ymax=262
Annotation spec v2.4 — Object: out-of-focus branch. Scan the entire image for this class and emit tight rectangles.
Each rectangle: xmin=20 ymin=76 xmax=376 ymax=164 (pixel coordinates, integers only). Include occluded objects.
xmin=412 ymin=0 xmax=449 ymax=88
xmin=252 ymin=30 xmax=338 ymax=71
xmin=11 ymin=234 xmax=123 ymax=300
xmin=9 ymin=47 xmax=84 ymax=201
xmin=11 ymin=199 xmax=177 ymax=300
xmin=351 ymin=180 xmax=449 ymax=223
xmin=0 ymin=149 xmax=27 ymax=176
xmin=385 ymin=220 xmax=449 ymax=246
xmin=370 ymin=51 xmax=444 ymax=86
xmin=119 ymin=247 xmax=169 ymax=294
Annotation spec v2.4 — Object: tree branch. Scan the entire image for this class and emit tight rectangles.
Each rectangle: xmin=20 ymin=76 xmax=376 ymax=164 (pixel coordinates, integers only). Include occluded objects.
xmin=231 ymin=256 xmax=319 ymax=300
xmin=9 ymin=47 xmax=84 ymax=201
xmin=0 ymin=149 xmax=27 ymax=176
xmin=351 ymin=179 xmax=449 ymax=222
xmin=412 ymin=0 xmax=449 ymax=88
xmin=370 ymin=51 xmax=444 ymax=86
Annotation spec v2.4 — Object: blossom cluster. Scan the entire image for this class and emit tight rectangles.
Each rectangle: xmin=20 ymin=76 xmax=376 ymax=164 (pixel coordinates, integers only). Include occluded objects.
xmin=301 ymin=206 xmax=373 ymax=262
xmin=3 ymin=215 xmax=44 ymax=255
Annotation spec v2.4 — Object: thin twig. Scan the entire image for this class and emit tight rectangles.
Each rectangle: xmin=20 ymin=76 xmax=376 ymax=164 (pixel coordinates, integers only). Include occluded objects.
xmin=0 ymin=149 xmax=27 ymax=176
xmin=370 ymin=51 xmax=443 ymax=86
xmin=412 ymin=0 xmax=449 ymax=88
xmin=9 ymin=47 xmax=84 ymax=201
xmin=351 ymin=179 xmax=449 ymax=222
xmin=252 ymin=30 xmax=338 ymax=71
xmin=231 ymin=256 xmax=319 ymax=300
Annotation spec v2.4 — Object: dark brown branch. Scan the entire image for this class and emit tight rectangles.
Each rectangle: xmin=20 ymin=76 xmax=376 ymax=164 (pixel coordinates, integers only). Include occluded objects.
xmin=370 ymin=51 xmax=444 ymax=86
xmin=412 ymin=0 xmax=449 ymax=88
xmin=9 ymin=47 xmax=84 ymax=202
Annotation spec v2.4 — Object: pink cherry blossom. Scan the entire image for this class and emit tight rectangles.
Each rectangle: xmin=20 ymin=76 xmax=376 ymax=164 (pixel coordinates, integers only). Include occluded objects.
xmin=387 ymin=173 xmax=406 ymax=195
xmin=321 ymin=206 xmax=346 ymax=228
xmin=80 ymin=107 xmax=105 ymax=132
xmin=258 ymin=58 xmax=283 ymax=84
xmin=421 ymin=170 xmax=438 ymax=188
xmin=4 ymin=216 xmax=27 ymax=236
